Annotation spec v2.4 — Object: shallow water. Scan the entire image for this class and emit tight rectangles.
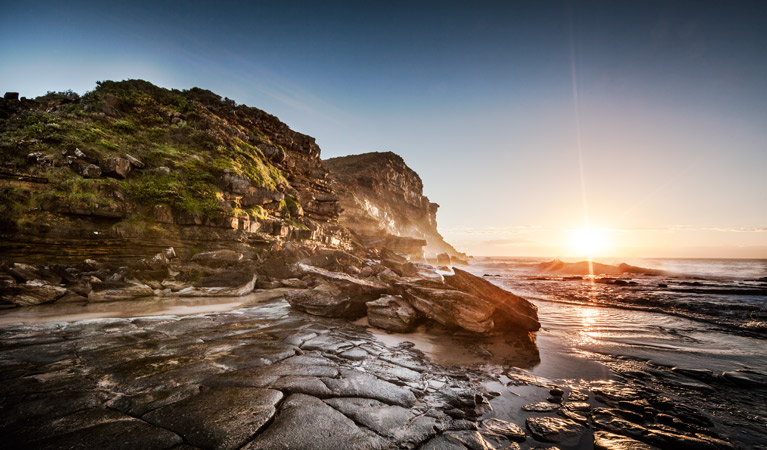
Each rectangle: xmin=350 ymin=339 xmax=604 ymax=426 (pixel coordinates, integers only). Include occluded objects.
xmin=0 ymin=289 xmax=291 ymax=325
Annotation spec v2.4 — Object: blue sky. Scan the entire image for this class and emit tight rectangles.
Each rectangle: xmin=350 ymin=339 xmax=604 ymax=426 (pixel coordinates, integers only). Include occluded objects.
xmin=2 ymin=1 xmax=765 ymax=257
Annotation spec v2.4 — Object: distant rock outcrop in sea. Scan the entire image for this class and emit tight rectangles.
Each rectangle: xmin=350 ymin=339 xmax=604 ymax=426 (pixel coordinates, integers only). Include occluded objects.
xmin=536 ymin=259 xmax=666 ymax=276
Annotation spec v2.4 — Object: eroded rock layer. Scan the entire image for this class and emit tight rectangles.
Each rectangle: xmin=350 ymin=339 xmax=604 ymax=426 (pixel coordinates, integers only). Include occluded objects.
xmin=324 ymin=151 xmax=466 ymax=259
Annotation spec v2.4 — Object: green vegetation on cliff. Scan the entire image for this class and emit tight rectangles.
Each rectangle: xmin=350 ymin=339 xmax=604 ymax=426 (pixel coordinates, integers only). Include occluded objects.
xmin=0 ymin=79 xmax=313 ymax=232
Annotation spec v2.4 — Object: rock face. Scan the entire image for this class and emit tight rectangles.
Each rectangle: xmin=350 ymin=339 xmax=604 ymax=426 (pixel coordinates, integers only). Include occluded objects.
xmin=445 ymin=268 xmax=540 ymax=332
xmin=2 ymin=281 xmax=67 ymax=306
xmin=324 ymin=152 xmax=466 ymax=260
xmin=0 ymin=79 xmax=348 ymax=267
xmin=396 ymin=268 xmax=540 ymax=334
xmin=284 ymin=264 xmax=389 ymax=318
xmin=404 ymin=285 xmax=496 ymax=333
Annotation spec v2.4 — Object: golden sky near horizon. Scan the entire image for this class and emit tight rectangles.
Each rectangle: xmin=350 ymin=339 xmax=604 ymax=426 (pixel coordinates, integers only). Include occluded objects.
xmin=441 ymin=225 xmax=767 ymax=259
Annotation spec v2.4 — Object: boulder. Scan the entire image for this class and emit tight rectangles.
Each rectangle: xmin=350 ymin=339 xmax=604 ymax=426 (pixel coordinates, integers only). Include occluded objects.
xmin=382 ymin=259 xmax=418 ymax=277
xmin=88 ymin=282 xmax=153 ymax=302
xmin=125 ymin=154 xmax=145 ymax=168
xmin=27 ymin=152 xmax=54 ymax=166
xmin=1 ymin=281 xmax=67 ymax=306
xmin=366 ymin=295 xmax=418 ymax=332
xmin=297 ymin=263 xmax=389 ymax=297
xmin=142 ymin=252 xmax=170 ymax=270
xmin=445 ymin=268 xmax=540 ymax=331
xmin=164 ymin=247 xmax=177 ymax=259
xmin=102 ymin=157 xmax=132 ymax=179
xmin=402 ymin=284 xmax=495 ymax=333
xmin=481 ymin=418 xmax=526 ymax=442
xmin=7 ymin=262 xmax=61 ymax=284
xmin=525 ymin=416 xmax=585 ymax=443
xmin=285 ymin=283 xmax=366 ymax=318
xmin=79 ymin=163 xmax=102 ymax=178
xmin=191 ymin=249 xmax=244 ymax=267
xmin=178 ymin=273 xmax=257 ymax=297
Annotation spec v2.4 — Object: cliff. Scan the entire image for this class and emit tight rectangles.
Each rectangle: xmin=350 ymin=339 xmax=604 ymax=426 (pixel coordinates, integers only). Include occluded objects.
xmin=324 ymin=152 xmax=465 ymax=260
xmin=0 ymin=80 xmax=348 ymax=263
xmin=0 ymin=82 xmax=539 ymax=338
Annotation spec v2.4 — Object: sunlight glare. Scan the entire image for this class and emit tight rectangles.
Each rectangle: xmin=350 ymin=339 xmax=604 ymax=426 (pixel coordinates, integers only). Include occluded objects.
xmin=571 ymin=228 xmax=606 ymax=257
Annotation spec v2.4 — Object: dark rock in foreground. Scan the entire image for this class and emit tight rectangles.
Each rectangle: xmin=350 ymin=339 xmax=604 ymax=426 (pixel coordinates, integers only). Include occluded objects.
xmin=143 ymin=387 xmax=283 ymax=450
xmin=243 ymin=394 xmax=389 ymax=450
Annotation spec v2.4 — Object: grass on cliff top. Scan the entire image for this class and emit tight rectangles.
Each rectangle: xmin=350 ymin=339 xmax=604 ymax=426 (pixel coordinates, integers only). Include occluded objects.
xmin=0 ymin=80 xmax=294 ymax=222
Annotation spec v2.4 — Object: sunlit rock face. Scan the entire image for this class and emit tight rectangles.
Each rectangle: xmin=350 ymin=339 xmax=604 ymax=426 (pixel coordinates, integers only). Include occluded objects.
xmin=324 ymin=152 xmax=465 ymax=259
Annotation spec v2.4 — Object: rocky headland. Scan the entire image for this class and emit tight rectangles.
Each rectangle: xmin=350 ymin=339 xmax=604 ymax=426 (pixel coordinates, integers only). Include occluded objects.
xmin=0 ymin=82 xmax=750 ymax=449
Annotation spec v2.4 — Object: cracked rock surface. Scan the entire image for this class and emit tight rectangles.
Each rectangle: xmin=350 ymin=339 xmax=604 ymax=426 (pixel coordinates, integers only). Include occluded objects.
xmin=0 ymin=299 xmax=497 ymax=449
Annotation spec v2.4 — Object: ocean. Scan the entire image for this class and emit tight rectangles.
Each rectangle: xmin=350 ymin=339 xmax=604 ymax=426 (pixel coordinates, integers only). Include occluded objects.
xmin=466 ymin=257 xmax=767 ymax=449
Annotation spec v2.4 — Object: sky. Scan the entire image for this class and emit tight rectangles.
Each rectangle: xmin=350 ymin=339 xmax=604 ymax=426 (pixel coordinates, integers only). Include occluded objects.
xmin=2 ymin=0 xmax=766 ymax=258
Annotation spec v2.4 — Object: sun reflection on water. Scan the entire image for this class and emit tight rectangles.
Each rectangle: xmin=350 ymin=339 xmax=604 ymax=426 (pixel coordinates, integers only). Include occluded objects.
xmin=577 ymin=306 xmax=604 ymax=345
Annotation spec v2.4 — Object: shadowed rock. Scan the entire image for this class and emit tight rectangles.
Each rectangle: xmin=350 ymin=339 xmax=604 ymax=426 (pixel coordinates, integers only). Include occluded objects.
xmin=177 ymin=273 xmax=257 ymax=297
xmin=285 ymin=264 xmax=389 ymax=318
xmin=143 ymin=387 xmax=283 ymax=450
xmin=191 ymin=249 xmax=244 ymax=267
xmin=285 ymin=283 xmax=366 ymax=318
xmin=366 ymin=295 xmax=418 ymax=332
xmin=87 ymin=282 xmax=153 ymax=302
xmin=102 ymin=157 xmax=132 ymax=179
xmin=321 ymin=368 xmax=417 ymax=407
xmin=2 ymin=281 xmax=67 ymax=306
xmin=243 ymin=394 xmax=389 ymax=450
xmin=25 ymin=418 xmax=182 ymax=450
xmin=298 ymin=263 xmax=389 ymax=296
xmin=325 ymin=397 xmax=440 ymax=444
xmin=203 ymin=363 xmax=338 ymax=388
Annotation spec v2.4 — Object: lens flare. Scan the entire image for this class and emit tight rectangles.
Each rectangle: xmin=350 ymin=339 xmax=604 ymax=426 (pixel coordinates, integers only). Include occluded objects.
xmin=571 ymin=228 xmax=605 ymax=257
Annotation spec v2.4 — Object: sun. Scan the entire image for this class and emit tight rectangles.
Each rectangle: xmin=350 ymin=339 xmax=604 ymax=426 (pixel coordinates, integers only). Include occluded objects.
xmin=570 ymin=228 xmax=606 ymax=257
